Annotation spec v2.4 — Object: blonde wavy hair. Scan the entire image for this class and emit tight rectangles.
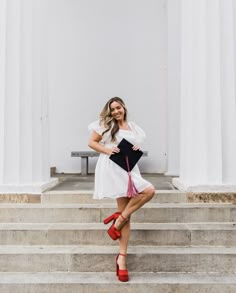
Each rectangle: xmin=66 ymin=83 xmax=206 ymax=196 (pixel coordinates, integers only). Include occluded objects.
xmin=99 ymin=97 xmax=128 ymax=142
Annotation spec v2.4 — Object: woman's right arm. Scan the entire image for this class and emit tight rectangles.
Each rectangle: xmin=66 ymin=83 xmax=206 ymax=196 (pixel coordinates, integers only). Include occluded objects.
xmin=88 ymin=131 xmax=119 ymax=155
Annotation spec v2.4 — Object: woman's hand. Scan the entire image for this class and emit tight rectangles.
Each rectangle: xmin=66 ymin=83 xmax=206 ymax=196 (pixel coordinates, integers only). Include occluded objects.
xmin=132 ymin=145 xmax=140 ymax=151
xmin=106 ymin=146 xmax=120 ymax=155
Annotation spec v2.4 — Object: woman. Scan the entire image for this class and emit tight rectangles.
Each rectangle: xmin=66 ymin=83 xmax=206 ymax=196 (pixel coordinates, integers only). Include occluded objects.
xmin=88 ymin=97 xmax=155 ymax=282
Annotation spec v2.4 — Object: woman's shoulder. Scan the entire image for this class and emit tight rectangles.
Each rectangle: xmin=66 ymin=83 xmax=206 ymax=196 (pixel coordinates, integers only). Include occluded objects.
xmin=128 ymin=121 xmax=135 ymax=127
xmin=128 ymin=121 xmax=146 ymax=135
xmin=88 ymin=120 xmax=107 ymax=135
xmin=128 ymin=121 xmax=141 ymax=129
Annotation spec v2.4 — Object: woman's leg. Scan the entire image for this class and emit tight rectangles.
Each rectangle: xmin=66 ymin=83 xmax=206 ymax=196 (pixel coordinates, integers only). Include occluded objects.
xmin=115 ymin=185 xmax=155 ymax=229
xmin=116 ymin=197 xmax=130 ymax=270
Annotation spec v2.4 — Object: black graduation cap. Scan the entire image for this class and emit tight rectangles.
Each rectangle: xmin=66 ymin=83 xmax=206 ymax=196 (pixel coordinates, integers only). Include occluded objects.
xmin=109 ymin=138 xmax=143 ymax=171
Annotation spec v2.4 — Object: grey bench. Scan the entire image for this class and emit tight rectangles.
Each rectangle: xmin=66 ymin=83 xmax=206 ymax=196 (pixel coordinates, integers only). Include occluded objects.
xmin=71 ymin=151 xmax=148 ymax=175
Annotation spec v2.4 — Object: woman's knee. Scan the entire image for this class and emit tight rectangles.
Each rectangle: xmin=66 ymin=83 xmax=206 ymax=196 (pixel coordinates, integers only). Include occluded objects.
xmin=149 ymin=186 xmax=155 ymax=199
xmin=144 ymin=186 xmax=155 ymax=201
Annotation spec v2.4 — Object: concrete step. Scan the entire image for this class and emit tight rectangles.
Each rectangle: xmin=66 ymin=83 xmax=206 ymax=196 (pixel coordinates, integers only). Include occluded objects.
xmin=42 ymin=190 xmax=236 ymax=204
xmin=42 ymin=191 xmax=188 ymax=204
xmin=0 ymin=223 xmax=235 ymax=246
xmin=0 ymin=203 xmax=235 ymax=223
xmin=0 ymin=191 xmax=187 ymax=204
xmin=0 ymin=272 xmax=236 ymax=293
xmin=0 ymin=245 xmax=236 ymax=273
xmin=1 ymin=191 xmax=235 ymax=204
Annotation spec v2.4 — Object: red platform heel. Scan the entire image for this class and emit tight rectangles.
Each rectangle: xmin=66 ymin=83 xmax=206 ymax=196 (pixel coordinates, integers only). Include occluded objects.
xmin=103 ymin=212 xmax=121 ymax=240
xmin=116 ymin=253 xmax=129 ymax=282
xmin=103 ymin=212 xmax=121 ymax=225
xmin=104 ymin=213 xmax=129 ymax=240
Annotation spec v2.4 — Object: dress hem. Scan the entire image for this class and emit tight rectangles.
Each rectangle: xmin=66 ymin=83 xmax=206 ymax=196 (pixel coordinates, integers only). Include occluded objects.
xmin=92 ymin=183 xmax=154 ymax=200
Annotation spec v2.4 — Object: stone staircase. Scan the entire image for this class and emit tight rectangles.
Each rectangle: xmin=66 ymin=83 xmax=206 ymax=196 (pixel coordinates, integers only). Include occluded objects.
xmin=0 ymin=190 xmax=235 ymax=292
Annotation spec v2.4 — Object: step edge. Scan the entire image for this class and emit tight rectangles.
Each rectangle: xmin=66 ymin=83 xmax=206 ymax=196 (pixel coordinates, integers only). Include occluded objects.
xmin=0 ymin=272 xmax=236 ymax=284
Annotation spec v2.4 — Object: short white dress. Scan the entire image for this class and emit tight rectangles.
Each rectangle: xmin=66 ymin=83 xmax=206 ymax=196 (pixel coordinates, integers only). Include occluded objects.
xmin=88 ymin=120 xmax=153 ymax=199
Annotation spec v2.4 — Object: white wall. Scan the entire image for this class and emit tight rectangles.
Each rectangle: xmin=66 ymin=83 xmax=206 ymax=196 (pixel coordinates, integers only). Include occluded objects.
xmin=234 ymin=0 xmax=236 ymax=91
xmin=166 ymin=0 xmax=180 ymax=176
xmin=48 ymin=0 xmax=168 ymax=173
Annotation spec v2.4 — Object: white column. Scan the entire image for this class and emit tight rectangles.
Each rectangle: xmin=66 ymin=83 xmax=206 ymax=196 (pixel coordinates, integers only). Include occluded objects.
xmin=166 ymin=0 xmax=181 ymax=176
xmin=173 ymin=0 xmax=236 ymax=192
xmin=0 ymin=0 xmax=7 ymax=182
xmin=220 ymin=0 xmax=236 ymax=183
xmin=0 ymin=0 xmax=57 ymax=193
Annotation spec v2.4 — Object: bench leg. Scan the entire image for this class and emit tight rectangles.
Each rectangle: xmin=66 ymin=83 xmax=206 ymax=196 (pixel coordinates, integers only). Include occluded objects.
xmin=81 ymin=157 xmax=88 ymax=175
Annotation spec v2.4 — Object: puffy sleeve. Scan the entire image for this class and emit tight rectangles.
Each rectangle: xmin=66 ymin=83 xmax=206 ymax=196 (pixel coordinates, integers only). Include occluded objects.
xmin=129 ymin=121 xmax=146 ymax=146
xmin=88 ymin=120 xmax=106 ymax=136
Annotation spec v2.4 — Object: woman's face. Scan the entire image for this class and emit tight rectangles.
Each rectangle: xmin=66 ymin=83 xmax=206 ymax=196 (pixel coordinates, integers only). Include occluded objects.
xmin=110 ymin=101 xmax=125 ymax=122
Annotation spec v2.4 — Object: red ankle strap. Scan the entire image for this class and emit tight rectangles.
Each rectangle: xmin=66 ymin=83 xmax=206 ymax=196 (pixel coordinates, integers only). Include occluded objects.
xmin=120 ymin=214 xmax=128 ymax=221
xmin=119 ymin=253 xmax=127 ymax=257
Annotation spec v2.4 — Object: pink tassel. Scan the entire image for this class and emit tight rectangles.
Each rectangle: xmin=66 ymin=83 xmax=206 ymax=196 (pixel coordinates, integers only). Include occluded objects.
xmin=125 ymin=156 xmax=139 ymax=198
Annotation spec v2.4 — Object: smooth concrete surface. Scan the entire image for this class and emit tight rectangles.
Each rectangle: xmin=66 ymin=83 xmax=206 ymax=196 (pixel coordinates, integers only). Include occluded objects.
xmin=0 ymin=223 xmax=235 ymax=246
xmin=0 ymin=272 xmax=236 ymax=293
xmin=41 ymin=191 xmax=186 ymax=204
xmin=1 ymin=271 xmax=236 ymax=284
xmin=0 ymin=272 xmax=236 ymax=292
xmin=0 ymin=245 xmax=236 ymax=273
xmin=0 ymin=203 xmax=235 ymax=223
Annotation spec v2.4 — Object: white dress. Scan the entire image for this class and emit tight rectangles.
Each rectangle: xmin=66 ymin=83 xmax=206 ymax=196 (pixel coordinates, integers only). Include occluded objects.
xmin=88 ymin=120 xmax=153 ymax=199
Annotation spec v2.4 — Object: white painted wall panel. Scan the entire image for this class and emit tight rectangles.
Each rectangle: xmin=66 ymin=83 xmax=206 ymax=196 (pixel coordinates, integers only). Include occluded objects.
xmin=48 ymin=0 xmax=168 ymax=173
